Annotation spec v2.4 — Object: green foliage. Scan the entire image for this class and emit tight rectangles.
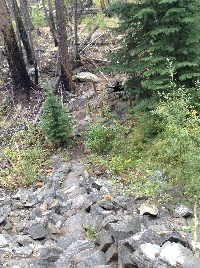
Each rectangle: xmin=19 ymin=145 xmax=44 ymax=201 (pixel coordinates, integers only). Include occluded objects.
xmin=85 ymin=225 xmax=96 ymax=239
xmin=82 ymin=11 xmax=107 ymax=31
xmin=150 ymin=85 xmax=200 ymax=196
xmin=39 ymin=90 xmax=72 ymax=146
xmin=31 ymin=6 xmax=46 ymax=27
xmin=105 ymin=0 xmax=200 ymax=98
xmin=85 ymin=120 xmax=115 ymax=154
xmin=0 ymin=127 xmax=50 ymax=188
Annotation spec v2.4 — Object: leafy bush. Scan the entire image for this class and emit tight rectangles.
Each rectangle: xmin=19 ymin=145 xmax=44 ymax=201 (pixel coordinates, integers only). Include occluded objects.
xmin=85 ymin=120 xmax=115 ymax=154
xmin=150 ymin=86 xmax=200 ymax=196
xmin=39 ymin=90 xmax=72 ymax=146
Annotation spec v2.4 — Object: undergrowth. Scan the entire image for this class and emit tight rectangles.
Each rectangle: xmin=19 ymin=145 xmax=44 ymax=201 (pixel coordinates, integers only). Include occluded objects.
xmin=0 ymin=126 xmax=51 ymax=189
xmin=84 ymin=64 xmax=200 ymax=201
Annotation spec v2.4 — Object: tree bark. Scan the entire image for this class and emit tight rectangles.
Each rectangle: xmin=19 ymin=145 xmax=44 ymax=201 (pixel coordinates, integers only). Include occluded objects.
xmin=55 ymin=0 xmax=74 ymax=92
xmin=0 ymin=0 xmax=37 ymax=94
xmin=20 ymin=0 xmax=35 ymax=31
xmin=12 ymin=0 xmax=34 ymax=65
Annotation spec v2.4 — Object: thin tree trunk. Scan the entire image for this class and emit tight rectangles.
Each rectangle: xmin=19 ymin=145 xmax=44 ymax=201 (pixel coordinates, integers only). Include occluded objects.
xmin=48 ymin=0 xmax=58 ymax=46
xmin=12 ymin=0 xmax=34 ymax=65
xmin=20 ymin=0 xmax=35 ymax=30
xmin=74 ymin=0 xmax=79 ymax=60
xmin=55 ymin=0 xmax=74 ymax=92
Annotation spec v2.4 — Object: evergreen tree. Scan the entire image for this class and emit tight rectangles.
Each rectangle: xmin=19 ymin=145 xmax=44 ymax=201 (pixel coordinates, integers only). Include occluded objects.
xmin=107 ymin=0 xmax=200 ymax=98
xmin=39 ymin=91 xmax=72 ymax=146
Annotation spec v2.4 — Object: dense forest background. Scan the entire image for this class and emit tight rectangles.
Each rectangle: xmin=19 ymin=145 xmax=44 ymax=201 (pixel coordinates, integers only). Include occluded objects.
xmin=0 ymin=0 xmax=200 ymax=205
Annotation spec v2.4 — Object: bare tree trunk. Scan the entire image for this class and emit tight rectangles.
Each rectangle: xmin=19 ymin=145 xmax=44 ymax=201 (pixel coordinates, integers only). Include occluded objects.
xmin=55 ymin=0 xmax=74 ymax=92
xmin=42 ymin=0 xmax=58 ymax=47
xmin=12 ymin=0 xmax=34 ymax=65
xmin=0 ymin=0 xmax=37 ymax=95
xmin=74 ymin=0 xmax=79 ymax=60
xmin=20 ymin=0 xmax=35 ymax=30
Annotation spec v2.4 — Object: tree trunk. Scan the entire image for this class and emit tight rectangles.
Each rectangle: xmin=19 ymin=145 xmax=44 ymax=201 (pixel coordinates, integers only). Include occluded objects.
xmin=12 ymin=0 xmax=34 ymax=65
xmin=20 ymin=0 xmax=35 ymax=31
xmin=55 ymin=0 xmax=74 ymax=92
xmin=0 ymin=0 xmax=37 ymax=94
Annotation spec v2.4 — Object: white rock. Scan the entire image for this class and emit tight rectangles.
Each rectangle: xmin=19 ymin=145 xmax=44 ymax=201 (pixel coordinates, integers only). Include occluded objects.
xmin=140 ymin=243 xmax=160 ymax=260
xmin=159 ymin=241 xmax=193 ymax=266
xmin=139 ymin=202 xmax=159 ymax=216
xmin=76 ymin=72 xmax=100 ymax=82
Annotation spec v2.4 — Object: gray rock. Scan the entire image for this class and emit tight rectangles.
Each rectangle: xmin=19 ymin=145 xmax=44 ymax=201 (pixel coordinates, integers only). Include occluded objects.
xmin=17 ymin=235 xmax=33 ymax=246
xmin=118 ymin=240 xmax=135 ymax=268
xmin=160 ymin=231 xmax=192 ymax=249
xmin=98 ymin=229 xmax=114 ymax=252
xmin=14 ymin=245 xmax=33 ymax=256
xmin=105 ymin=244 xmax=118 ymax=264
xmin=106 ymin=217 xmax=142 ymax=241
xmin=57 ymin=232 xmax=85 ymax=249
xmin=73 ymin=248 xmax=106 ymax=266
xmin=99 ymin=199 xmax=115 ymax=210
xmin=0 ymin=205 xmax=10 ymax=223
xmin=39 ymin=246 xmax=63 ymax=262
xmin=124 ymin=229 xmax=163 ymax=251
xmin=132 ymin=243 xmax=161 ymax=268
xmin=183 ymin=256 xmax=200 ymax=268
xmin=59 ymin=200 xmax=72 ymax=214
xmin=0 ymin=234 xmax=9 ymax=247
xmin=62 ymin=239 xmax=95 ymax=258
xmin=174 ymin=204 xmax=194 ymax=218
xmin=28 ymin=222 xmax=48 ymax=240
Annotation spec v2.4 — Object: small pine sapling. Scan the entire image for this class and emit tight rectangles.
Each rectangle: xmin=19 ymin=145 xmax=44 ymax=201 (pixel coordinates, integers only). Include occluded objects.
xmin=39 ymin=90 xmax=72 ymax=146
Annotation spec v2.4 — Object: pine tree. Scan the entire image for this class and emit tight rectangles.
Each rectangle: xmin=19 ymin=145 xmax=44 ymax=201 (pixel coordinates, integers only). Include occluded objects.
xmin=107 ymin=0 xmax=200 ymax=98
xmin=39 ymin=91 xmax=72 ymax=146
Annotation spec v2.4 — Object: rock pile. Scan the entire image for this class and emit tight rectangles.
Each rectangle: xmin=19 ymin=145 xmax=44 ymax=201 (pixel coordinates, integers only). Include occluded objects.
xmin=0 ymin=156 xmax=199 ymax=267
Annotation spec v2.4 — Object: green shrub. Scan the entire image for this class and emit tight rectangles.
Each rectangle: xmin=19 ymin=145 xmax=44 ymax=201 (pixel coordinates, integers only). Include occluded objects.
xmin=39 ymin=90 xmax=72 ymax=146
xmin=148 ymin=85 xmax=200 ymax=196
xmin=85 ymin=120 xmax=115 ymax=154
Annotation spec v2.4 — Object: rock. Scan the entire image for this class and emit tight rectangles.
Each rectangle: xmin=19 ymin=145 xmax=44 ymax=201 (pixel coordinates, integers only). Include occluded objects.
xmin=139 ymin=201 xmax=159 ymax=216
xmin=118 ymin=240 xmax=135 ymax=268
xmin=106 ymin=217 xmax=142 ymax=241
xmin=159 ymin=241 xmax=193 ymax=266
xmin=74 ymin=249 xmax=106 ymax=266
xmin=0 ymin=234 xmax=9 ymax=247
xmin=174 ymin=204 xmax=194 ymax=218
xmin=17 ymin=235 xmax=33 ymax=246
xmin=132 ymin=243 xmax=161 ymax=267
xmin=0 ymin=205 xmax=10 ymax=223
xmin=105 ymin=244 xmax=118 ymax=264
xmin=76 ymin=72 xmax=100 ymax=82
xmin=123 ymin=229 xmax=163 ymax=251
xmin=28 ymin=222 xmax=48 ymax=240
xmin=160 ymin=231 xmax=192 ymax=249
xmin=14 ymin=246 xmax=33 ymax=256
xmin=98 ymin=229 xmax=114 ymax=252
xmin=183 ymin=256 xmax=200 ymax=268
xmin=39 ymin=246 xmax=63 ymax=262
xmin=98 ymin=199 xmax=115 ymax=210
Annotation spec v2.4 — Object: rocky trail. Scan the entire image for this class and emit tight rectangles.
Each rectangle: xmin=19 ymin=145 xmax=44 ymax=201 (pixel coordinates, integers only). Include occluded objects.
xmin=0 ymin=82 xmax=200 ymax=268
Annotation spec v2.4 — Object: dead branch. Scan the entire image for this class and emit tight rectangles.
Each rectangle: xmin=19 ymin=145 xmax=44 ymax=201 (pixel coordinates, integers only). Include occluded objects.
xmin=79 ymin=24 xmax=99 ymax=52
xmin=33 ymin=103 xmax=44 ymax=126
xmin=79 ymin=32 xmax=106 ymax=54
